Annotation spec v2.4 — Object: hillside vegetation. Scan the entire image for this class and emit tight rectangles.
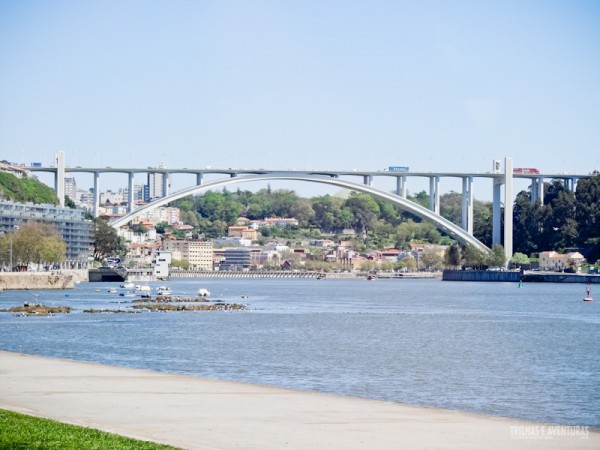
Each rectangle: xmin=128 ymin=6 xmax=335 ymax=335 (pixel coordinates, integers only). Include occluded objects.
xmin=0 ymin=171 xmax=58 ymax=205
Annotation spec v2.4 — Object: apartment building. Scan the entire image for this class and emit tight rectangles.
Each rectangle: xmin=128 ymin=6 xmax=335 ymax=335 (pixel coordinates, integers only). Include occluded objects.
xmin=162 ymin=239 xmax=213 ymax=270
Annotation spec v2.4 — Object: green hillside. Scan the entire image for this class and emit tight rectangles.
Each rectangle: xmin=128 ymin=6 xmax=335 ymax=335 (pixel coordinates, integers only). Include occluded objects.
xmin=0 ymin=171 xmax=59 ymax=205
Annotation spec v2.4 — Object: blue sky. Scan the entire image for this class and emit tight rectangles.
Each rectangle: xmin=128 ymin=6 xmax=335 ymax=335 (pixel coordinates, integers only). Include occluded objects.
xmin=1 ymin=0 xmax=599 ymax=198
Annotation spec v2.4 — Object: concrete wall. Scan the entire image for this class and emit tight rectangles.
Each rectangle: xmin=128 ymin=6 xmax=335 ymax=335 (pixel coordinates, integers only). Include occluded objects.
xmin=0 ymin=270 xmax=87 ymax=290
xmin=442 ymin=270 xmax=521 ymax=282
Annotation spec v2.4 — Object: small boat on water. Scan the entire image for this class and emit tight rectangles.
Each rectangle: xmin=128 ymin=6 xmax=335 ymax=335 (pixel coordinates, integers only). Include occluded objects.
xmin=156 ymin=286 xmax=172 ymax=297
xmin=198 ymin=288 xmax=211 ymax=297
xmin=584 ymin=283 xmax=593 ymax=302
xmin=135 ymin=285 xmax=152 ymax=298
xmin=120 ymin=282 xmax=135 ymax=289
xmin=107 ymin=288 xmax=118 ymax=293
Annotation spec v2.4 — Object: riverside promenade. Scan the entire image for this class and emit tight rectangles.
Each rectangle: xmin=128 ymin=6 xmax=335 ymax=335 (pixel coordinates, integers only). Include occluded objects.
xmin=0 ymin=351 xmax=597 ymax=449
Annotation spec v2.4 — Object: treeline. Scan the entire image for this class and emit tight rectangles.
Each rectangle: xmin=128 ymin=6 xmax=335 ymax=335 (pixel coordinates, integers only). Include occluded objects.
xmin=513 ymin=176 xmax=600 ymax=261
xmin=169 ymin=188 xmax=454 ymax=252
xmin=166 ymin=174 xmax=600 ymax=260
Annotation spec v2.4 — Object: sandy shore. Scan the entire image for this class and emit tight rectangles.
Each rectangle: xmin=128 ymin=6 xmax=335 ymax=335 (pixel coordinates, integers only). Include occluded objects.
xmin=0 ymin=350 xmax=597 ymax=449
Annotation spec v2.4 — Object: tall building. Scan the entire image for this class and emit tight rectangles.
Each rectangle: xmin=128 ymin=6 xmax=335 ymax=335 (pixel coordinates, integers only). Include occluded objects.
xmin=146 ymin=161 xmax=168 ymax=201
xmin=0 ymin=201 xmax=94 ymax=267
xmin=64 ymin=177 xmax=77 ymax=201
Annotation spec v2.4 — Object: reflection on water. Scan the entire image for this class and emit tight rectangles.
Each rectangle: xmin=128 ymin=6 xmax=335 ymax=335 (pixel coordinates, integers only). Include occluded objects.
xmin=0 ymin=278 xmax=598 ymax=427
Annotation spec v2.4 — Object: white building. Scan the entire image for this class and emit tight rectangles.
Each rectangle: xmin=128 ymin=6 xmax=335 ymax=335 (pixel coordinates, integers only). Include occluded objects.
xmin=153 ymin=251 xmax=172 ymax=280
xmin=162 ymin=240 xmax=213 ymax=270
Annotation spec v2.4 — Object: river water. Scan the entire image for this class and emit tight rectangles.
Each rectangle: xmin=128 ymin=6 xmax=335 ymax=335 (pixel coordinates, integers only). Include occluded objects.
xmin=0 ymin=278 xmax=598 ymax=427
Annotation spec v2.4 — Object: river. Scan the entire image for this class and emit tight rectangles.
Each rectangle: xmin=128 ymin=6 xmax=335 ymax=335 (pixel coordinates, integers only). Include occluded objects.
xmin=0 ymin=278 xmax=598 ymax=427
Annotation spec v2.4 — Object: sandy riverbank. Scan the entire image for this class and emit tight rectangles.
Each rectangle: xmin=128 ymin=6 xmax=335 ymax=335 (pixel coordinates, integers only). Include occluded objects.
xmin=0 ymin=350 xmax=597 ymax=449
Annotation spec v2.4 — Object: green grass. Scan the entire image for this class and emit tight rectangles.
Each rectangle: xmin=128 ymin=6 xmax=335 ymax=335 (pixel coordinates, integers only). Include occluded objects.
xmin=0 ymin=409 xmax=181 ymax=449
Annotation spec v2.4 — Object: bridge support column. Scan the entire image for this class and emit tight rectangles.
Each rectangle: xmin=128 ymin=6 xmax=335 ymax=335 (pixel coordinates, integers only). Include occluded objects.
xmin=564 ymin=177 xmax=575 ymax=191
xmin=127 ymin=172 xmax=134 ymax=213
xmin=363 ymin=175 xmax=372 ymax=186
xmin=492 ymin=178 xmax=502 ymax=247
xmin=395 ymin=176 xmax=406 ymax=197
xmin=55 ymin=151 xmax=65 ymax=207
xmin=196 ymin=172 xmax=203 ymax=186
xmin=504 ymin=157 xmax=514 ymax=263
xmin=537 ymin=177 xmax=544 ymax=204
xmin=429 ymin=176 xmax=440 ymax=214
xmin=162 ymin=172 xmax=170 ymax=197
xmin=461 ymin=177 xmax=473 ymax=235
xmin=93 ymin=171 xmax=100 ymax=218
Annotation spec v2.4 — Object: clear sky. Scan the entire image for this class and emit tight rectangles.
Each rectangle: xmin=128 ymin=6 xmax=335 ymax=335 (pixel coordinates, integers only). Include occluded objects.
xmin=1 ymin=0 xmax=599 ymax=198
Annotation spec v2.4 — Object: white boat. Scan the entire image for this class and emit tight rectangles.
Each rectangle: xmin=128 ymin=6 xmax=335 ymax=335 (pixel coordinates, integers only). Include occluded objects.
xmin=135 ymin=285 xmax=152 ymax=298
xmin=120 ymin=282 xmax=135 ymax=289
xmin=156 ymin=286 xmax=172 ymax=297
xmin=107 ymin=288 xmax=118 ymax=293
xmin=198 ymin=288 xmax=211 ymax=297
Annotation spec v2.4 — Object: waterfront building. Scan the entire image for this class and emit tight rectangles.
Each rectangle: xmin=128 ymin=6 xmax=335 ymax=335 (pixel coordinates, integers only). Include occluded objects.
xmin=539 ymin=251 xmax=585 ymax=271
xmin=220 ymin=248 xmax=251 ymax=271
xmin=162 ymin=240 xmax=213 ymax=270
xmin=153 ymin=251 xmax=171 ymax=280
xmin=0 ymin=200 xmax=93 ymax=268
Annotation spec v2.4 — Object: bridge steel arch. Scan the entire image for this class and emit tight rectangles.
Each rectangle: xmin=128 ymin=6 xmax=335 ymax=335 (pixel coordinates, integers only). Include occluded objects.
xmin=110 ymin=173 xmax=489 ymax=252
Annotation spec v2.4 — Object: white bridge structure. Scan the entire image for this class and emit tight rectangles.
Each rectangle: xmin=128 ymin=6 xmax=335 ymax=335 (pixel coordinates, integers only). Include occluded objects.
xmin=26 ymin=152 xmax=593 ymax=261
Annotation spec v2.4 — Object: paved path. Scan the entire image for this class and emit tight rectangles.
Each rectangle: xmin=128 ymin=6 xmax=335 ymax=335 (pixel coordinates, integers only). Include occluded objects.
xmin=0 ymin=351 xmax=597 ymax=449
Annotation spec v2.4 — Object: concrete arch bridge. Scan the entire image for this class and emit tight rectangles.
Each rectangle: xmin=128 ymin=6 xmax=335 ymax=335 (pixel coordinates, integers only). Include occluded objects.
xmin=110 ymin=173 xmax=489 ymax=252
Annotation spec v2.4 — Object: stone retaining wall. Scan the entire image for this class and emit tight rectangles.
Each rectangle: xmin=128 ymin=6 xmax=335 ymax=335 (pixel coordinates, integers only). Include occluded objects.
xmin=0 ymin=270 xmax=87 ymax=290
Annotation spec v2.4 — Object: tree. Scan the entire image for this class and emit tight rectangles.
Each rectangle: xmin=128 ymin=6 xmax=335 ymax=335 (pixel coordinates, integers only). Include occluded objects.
xmin=444 ymin=244 xmax=462 ymax=268
xmin=575 ymin=174 xmax=600 ymax=261
xmin=64 ymin=195 xmax=76 ymax=209
xmin=513 ymin=190 xmax=542 ymax=255
xmin=4 ymin=222 xmax=66 ymax=269
xmin=345 ymin=193 xmax=380 ymax=235
xmin=290 ymin=199 xmax=315 ymax=227
xmin=510 ymin=252 xmax=530 ymax=269
xmin=420 ymin=248 xmax=444 ymax=271
xmin=402 ymin=255 xmax=417 ymax=272
xmin=462 ymin=244 xmax=487 ymax=269
xmin=487 ymin=244 xmax=506 ymax=268
xmin=93 ymin=218 xmax=123 ymax=261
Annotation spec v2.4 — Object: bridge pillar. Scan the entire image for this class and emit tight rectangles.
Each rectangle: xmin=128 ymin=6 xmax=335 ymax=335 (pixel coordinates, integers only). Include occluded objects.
xmin=395 ymin=176 xmax=407 ymax=198
xmin=363 ymin=175 xmax=372 ymax=186
xmin=54 ymin=151 xmax=65 ymax=207
xmin=429 ymin=176 xmax=440 ymax=214
xmin=93 ymin=171 xmax=100 ymax=217
xmin=162 ymin=172 xmax=170 ymax=197
xmin=492 ymin=178 xmax=502 ymax=247
xmin=503 ymin=157 xmax=514 ymax=263
xmin=537 ymin=177 xmax=544 ymax=204
xmin=127 ymin=172 xmax=135 ymax=213
xmin=196 ymin=172 xmax=203 ymax=186
xmin=461 ymin=177 xmax=473 ymax=234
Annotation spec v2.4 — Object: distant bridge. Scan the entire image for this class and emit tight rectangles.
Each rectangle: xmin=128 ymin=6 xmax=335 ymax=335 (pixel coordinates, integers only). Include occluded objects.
xmin=25 ymin=152 xmax=595 ymax=261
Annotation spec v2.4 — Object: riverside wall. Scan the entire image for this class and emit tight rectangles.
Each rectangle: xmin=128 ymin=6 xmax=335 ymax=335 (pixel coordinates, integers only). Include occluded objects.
xmin=0 ymin=270 xmax=88 ymax=290
xmin=443 ymin=270 xmax=600 ymax=284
